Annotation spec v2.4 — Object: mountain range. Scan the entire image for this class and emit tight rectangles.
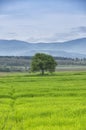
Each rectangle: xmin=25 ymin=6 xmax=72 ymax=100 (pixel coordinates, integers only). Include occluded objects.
xmin=0 ymin=38 xmax=86 ymax=58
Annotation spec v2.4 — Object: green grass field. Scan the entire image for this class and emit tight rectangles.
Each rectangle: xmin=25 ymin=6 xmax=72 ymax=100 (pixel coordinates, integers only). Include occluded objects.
xmin=0 ymin=72 xmax=86 ymax=130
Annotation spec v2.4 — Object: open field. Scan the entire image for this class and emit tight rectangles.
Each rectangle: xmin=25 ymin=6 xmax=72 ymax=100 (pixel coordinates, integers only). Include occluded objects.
xmin=0 ymin=72 xmax=86 ymax=130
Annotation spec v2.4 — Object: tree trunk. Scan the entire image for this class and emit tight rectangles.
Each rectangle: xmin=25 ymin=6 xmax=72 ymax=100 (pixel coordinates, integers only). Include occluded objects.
xmin=41 ymin=69 xmax=44 ymax=75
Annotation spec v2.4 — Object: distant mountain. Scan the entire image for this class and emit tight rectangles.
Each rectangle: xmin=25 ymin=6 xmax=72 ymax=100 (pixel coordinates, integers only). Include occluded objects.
xmin=0 ymin=38 xmax=86 ymax=58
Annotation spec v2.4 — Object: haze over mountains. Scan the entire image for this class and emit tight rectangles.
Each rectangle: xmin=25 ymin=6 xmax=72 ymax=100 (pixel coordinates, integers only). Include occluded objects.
xmin=0 ymin=38 xmax=86 ymax=58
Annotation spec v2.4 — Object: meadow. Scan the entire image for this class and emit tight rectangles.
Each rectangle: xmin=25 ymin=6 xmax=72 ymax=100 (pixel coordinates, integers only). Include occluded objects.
xmin=0 ymin=72 xmax=86 ymax=130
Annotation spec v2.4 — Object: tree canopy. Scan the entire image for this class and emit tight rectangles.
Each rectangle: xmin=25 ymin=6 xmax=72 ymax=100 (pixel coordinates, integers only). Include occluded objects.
xmin=31 ymin=53 xmax=57 ymax=75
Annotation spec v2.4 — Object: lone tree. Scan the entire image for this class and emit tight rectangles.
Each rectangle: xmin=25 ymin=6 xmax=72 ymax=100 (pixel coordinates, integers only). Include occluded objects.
xmin=31 ymin=53 xmax=57 ymax=75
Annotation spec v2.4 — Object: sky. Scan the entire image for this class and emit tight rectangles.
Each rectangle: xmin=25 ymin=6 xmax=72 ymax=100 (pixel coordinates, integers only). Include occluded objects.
xmin=0 ymin=0 xmax=86 ymax=43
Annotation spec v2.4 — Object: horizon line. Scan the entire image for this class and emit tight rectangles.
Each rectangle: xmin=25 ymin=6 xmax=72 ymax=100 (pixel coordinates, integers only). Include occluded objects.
xmin=0 ymin=37 xmax=86 ymax=44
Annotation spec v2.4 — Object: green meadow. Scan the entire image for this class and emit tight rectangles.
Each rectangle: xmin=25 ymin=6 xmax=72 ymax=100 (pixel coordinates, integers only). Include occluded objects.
xmin=0 ymin=72 xmax=86 ymax=130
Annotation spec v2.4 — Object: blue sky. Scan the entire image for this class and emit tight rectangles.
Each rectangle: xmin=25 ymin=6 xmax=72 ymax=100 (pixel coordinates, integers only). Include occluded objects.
xmin=0 ymin=0 xmax=86 ymax=42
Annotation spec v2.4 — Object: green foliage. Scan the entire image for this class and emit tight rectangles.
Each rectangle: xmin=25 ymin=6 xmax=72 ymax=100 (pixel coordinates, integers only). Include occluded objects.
xmin=31 ymin=53 xmax=57 ymax=74
xmin=0 ymin=72 xmax=86 ymax=130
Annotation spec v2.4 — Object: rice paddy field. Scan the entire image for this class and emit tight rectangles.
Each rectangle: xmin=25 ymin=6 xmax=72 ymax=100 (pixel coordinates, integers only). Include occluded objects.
xmin=0 ymin=71 xmax=86 ymax=130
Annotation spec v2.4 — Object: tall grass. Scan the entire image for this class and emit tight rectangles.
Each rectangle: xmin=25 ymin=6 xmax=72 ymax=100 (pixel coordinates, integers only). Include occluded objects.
xmin=0 ymin=72 xmax=86 ymax=130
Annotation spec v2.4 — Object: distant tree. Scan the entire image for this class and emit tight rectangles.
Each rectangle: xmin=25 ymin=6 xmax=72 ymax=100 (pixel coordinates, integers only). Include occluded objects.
xmin=31 ymin=53 xmax=57 ymax=75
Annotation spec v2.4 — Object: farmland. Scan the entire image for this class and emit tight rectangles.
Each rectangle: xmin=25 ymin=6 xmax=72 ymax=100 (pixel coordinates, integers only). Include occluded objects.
xmin=0 ymin=72 xmax=86 ymax=130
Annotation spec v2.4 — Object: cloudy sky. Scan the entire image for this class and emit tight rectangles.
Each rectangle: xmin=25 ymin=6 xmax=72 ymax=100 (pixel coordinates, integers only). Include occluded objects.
xmin=0 ymin=0 xmax=86 ymax=42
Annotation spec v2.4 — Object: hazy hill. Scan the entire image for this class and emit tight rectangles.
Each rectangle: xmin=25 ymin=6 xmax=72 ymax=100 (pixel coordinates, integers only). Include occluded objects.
xmin=0 ymin=38 xmax=86 ymax=58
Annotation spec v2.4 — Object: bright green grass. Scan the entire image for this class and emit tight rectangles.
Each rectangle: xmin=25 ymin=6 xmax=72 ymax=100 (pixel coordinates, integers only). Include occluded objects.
xmin=0 ymin=72 xmax=86 ymax=130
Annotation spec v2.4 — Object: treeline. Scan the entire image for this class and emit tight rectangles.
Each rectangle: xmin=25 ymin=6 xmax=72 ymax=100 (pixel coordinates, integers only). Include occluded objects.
xmin=0 ymin=56 xmax=31 ymax=72
xmin=0 ymin=56 xmax=31 ymax=66
xmin=55 ymin=57 xmax=86 ymax=65
xmin=0 ymin=56 xmax=86 ymax=72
